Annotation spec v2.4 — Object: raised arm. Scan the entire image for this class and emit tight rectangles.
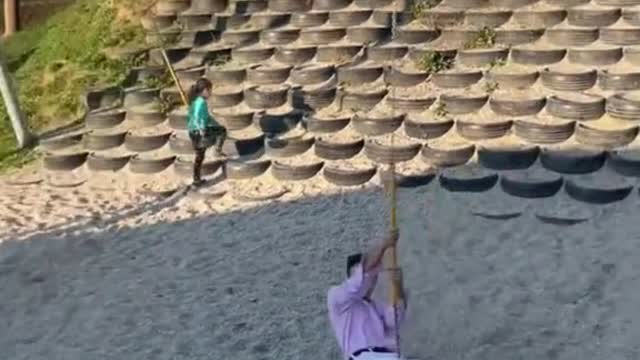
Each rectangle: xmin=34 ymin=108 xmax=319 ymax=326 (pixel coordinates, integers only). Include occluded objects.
xmin=377 ymin=269 xmax=407 ymax=331
xmin=327 ymin=230 xmax=399 ymax=311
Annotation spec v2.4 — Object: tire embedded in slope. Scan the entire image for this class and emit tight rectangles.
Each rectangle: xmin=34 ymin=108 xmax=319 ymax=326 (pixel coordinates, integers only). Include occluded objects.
xmin=439 ymin=164 xmax=499 ymax=192
xmin=87 ymin=153 xmax=131 ymax=172
xmin=323 ymin=165 xmax=377 ymax=186
xmin=271 ymin=160 xmax=324 ymax=181
xmin=608 ymin=149 xmax=640 ymax=177
xmin=564 ymin=175 xmax=633 ymax=204
xmin=477 ymin=144 xmax=540 ymax=170
xmin=499 ymin=168 xmax=564 ymax=198
xmin=539 ymin=146 xmax=606 ymax=174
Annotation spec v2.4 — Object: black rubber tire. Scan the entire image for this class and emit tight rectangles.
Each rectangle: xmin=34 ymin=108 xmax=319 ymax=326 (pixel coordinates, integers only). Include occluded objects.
xmin=313 ymin=0 xmax=352 ymax=10
xmin=539 ymin=147 xmax=606 ymax=174
xmin=260 ymin=29 xmax=301 ymax=45
xmin=224 ymin=133 xmax=266 ymax=158
xmin=299 ymin=28 xmax=346 ymax=45
xmin=546 ymin=28 xmax=598 ymax=47
xmin=513 ymin=119 xmax=576 ymax=144
xmin=247 ymin=65 xmax=292 ymax=85
xmin=403 ymin=117 xmax=453 ymax=140
xmin=477 ymin=144 xmax=540 ymax=170
xmin=470 ymin=211 xmax=523 ymax=220
xmin=315 ymin=137 xmax=364 ymax=160
xmin=255 ymin=111 xmax=302 ymax=134
xmin=39 ymin=134 xmax=84 ymax=152
xmin=271 ymin=161 xmax=324 ymax=181
xmin=431 ymin=71 xmax=483 ymax=89
xmin=290 ymin=64 xmax=335 ymax=85
xmin=221 ymin=29 xmax=260 ymax=46
xmin=440 ymin=94 xmax=488 ymax=114
xmin=232 ymin=46 xmax=275 ymax=63
xmin=607 ymin=150 xmax=640 ymax=177
xmin=598 ymin=69 xmax=640 ymax=91
xmin=206 ymin=67 xmax=246 ymax=86
xmin=304 ymin=115 xmax=350 ymax=133
xmin=266 ymin=137 xmax=315 ymax=158
xmin=489 ymin=96 xmax=546 ymax=117
xmin=225 ymin=159 xmax=271 ymax=179
xmin=87 ymin=153 xmax=131 ymax=172
xmin=323 ymin=166 xmax=376 ymax=186
xmin=210 ymin=89 xmax=244 ymax=109
xmin=268 ymin=0 xmax=311 ymax=11
xmin=124 ymin=87 xmax=160 ymax=108
xmin=395 ymin=29 xmax=439 ymax=44
xmin=232 ymin=186 xmax=289 ymax=202
xmin=439 ymin=165 xmax=499 ymax=192
xmin=387 ymin=96 xmax=436 ymax=114
xmin=212 ymin=111 xmax=255 ymax=131
xmin=84 ymin=131 xmax=127 ymax=151
xmin=337 ymin=66 xmax=383 ymax=86
xmin=352 ymin=114 xmax=403 ymax=136
xmin=422 ymin=144 xmax=475 ymax=167
xmin=499 ymin=170 xmax=564 ymax=198
xmin=564 ymin=177 xmax=633 ymax=204
xmin=346 ymin=26 xmax=391 ymax=43
xmin=511 ymin=48 xmax=566 ymax=65
xmin=290 ymin=12 xmax=329 ymax=28
xmin=540 ymin=67 xmax=597 ymax=92
xmin=43 ymin=152 xmax=89 ymax=171
xmin=316 ymin=45 xmax=363 ymax=63
xmin=606 ymin=93 xmax=640 ymax=120
xmin=568 ymin=6 xmax=620 ymax=27
xmin=486 ymin=71 xmax=539 ymax=89
xmin=244 ymin=85 xmax=289 ymax=109
xmin=125 ymin=108 xmax=165 ymax=128
xmin=275 ymin=46 xmax=318 ymax=66
xmin=379 ymin=168 xmax=435 ymax=188
xmin=125 ymin=132 xmax=171 ymax=152
xmin=457 ymin=48 xmax=509 ymax=67
xmin=535 ymin=214 xmax=590 ymax=226
xmin=290 ymin=86 xmax=337 ymax=110
xmin=367 ymin=45 xmax=408 ymax=62
xmin=85 ymin=109 xmax=126 ymax=130
xmin=341 ymin=89 xmax=388 ymax=112
xmin=251 ymin=13 xmax=291 ymax=29
xmin=129 ymin=155 xmax=176 ymax=174
xmin=173 ymin=157 xmax=224 ymax=178
xmin=169 ymin=133 xmax=195 ymax=155
xmin=575 ymin=123 xmax=639 ymax=148
xmin=456 ymin=120 xmax=513 ymax=141
xmin=546 ymin=94 xmax=606 ymax=120
xmin=495 ymin=28 xmax=544 ymax=46
xmin=364 ymin=140 xmax=421 ymax=164
xmin=84 ymin=86 xmax=123 ymax=111
xmin=383 ymin=67 xmax=428 ymax=88
xmin=568 ymin=47 xmax=623 ymax=66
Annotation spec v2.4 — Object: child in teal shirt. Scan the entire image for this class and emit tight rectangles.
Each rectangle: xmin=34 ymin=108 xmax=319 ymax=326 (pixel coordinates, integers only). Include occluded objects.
xmin=186 ymin=78 xmax=226 ymax=186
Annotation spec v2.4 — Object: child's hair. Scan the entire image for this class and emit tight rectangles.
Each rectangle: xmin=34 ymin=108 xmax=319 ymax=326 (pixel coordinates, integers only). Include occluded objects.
xmin=187 ymin=78 xmax=213 ymax=104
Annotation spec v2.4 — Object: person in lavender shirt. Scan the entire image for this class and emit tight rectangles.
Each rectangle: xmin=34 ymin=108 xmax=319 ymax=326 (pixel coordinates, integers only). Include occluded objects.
xmin=327 ymin=229 xmax=407 ymax=360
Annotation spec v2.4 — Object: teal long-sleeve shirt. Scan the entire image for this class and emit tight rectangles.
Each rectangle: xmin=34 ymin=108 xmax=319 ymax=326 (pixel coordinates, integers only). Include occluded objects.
xmin=187 ymin=96 xmax=218 ymax=132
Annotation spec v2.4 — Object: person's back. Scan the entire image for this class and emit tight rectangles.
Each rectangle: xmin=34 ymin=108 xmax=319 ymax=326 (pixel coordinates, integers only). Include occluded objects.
xmin=327 ymin=232 xmax=406 ymax=360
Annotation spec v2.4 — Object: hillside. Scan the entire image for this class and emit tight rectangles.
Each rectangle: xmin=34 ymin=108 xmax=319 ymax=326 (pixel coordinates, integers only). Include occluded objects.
xmin=0 ymin=0 xmax=150 ymax=171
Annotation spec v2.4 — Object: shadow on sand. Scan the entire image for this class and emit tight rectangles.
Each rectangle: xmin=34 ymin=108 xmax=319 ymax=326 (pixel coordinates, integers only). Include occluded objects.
xmin=2 ymin=184 xmax=640 ymax=360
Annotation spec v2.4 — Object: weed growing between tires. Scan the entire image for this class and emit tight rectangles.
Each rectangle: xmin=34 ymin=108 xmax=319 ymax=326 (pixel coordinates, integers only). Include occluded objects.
xmin=0 ymin=0 xmax=153 ymax=171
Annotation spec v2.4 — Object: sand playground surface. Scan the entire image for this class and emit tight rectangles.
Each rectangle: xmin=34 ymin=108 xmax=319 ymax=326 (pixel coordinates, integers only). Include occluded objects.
xmin=1 ymin=164 xmax=640 ymax=360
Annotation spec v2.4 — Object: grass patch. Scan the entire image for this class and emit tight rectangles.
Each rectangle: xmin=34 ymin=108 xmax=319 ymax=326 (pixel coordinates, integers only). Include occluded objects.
xmin=415 ymin=51 xmax=454 ymax=74
xmin=0 ymin=0 xmax=152 ymax=172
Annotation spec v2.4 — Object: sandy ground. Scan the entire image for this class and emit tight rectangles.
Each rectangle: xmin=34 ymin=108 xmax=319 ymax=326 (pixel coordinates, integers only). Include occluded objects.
xmin=1 ymin=171 xmax=640 ymax=360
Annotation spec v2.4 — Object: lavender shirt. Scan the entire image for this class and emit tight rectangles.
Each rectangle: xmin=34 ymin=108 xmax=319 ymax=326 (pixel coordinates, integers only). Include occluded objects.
xmin=327 ymin=263 xmax=406 ymax=358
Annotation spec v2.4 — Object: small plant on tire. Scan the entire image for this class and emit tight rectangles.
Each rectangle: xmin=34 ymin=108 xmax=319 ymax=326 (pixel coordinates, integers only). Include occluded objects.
xmin=464 ymin=27 xmax=496 ymax=49
xmin=416 ymin=51 xmax=453 ymax=74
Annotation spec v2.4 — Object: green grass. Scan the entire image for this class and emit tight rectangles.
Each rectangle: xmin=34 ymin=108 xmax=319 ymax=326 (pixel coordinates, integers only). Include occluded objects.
xmin=0 ymin=0 xmax=148 ymax=172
